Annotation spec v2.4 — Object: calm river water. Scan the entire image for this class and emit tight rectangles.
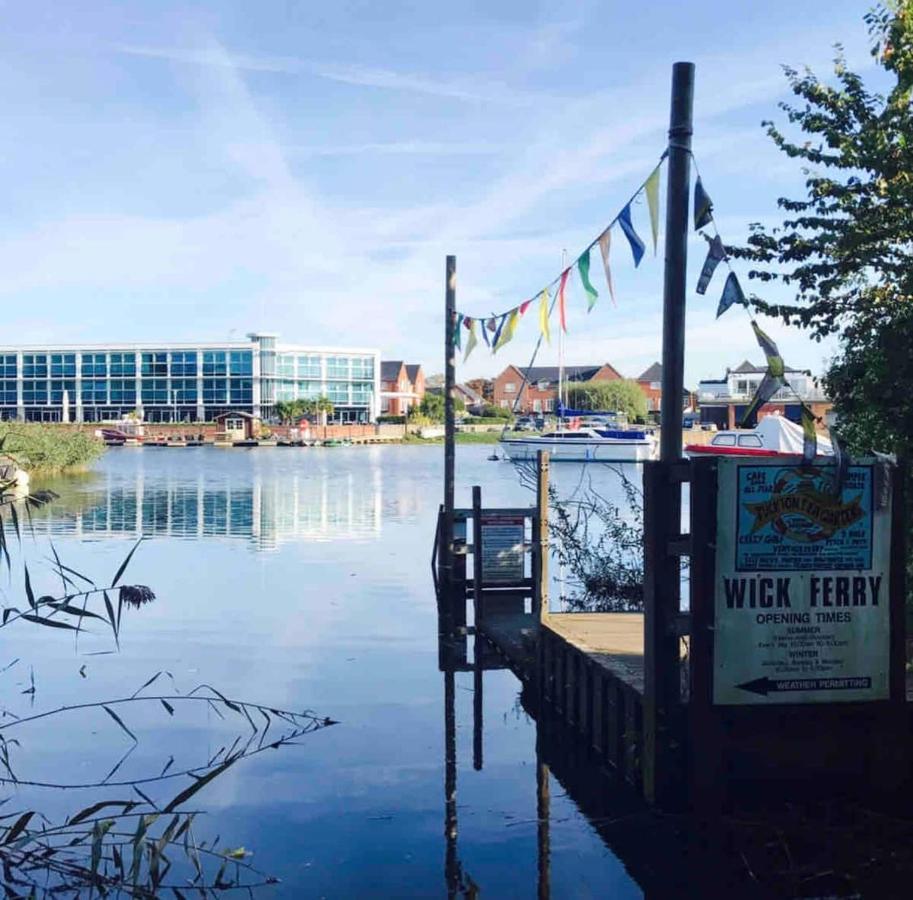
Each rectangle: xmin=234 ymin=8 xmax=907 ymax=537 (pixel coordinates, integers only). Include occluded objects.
xmin=7 ymin=446 xmax=647 ymax=898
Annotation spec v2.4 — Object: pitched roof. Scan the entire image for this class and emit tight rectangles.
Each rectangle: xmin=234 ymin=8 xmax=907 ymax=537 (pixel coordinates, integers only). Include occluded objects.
xmin=380 ymin=360 xmax=404 ymax=381
xmin=637 ymin=362 xmax=662 ymax=382
xmin=730 ymin=359 xmax=807 ymax=375
xmin=405 ymin=364 xmax=422 ymax=383
xmin=456 ymin=383 xmax=483 ymax=404
xmin=515 ymin=365 xmax=606 ymax=384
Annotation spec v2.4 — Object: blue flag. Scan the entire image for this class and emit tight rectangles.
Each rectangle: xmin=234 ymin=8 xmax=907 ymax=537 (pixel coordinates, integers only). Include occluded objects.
xmin=617 ymin=204 xmax=645 ymax=267
xmin=696 ymin=234 xmax=726 ymax=295
xmin=716 ymin=272 xmax=746 ymax=318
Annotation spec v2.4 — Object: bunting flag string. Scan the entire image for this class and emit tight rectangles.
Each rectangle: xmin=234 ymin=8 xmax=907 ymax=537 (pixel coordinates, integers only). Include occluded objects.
xmin=451 ymin=155 xmax=665 ymax=356
xmin=696 ymin=234 xmax=726 ymax=295
xmin=739 ymin=321 xmax=786 ymax=427
xmin=538 ymin=288 xmax=551 ymax=345
xmin=644 ymin=165 xmax=661 ymax=253
xmin=597 ymin=228 xmax=616 ymax=306
xmin=617 ymin=204 xmax=645 ymax=267
xmin=716 ymin=271 xmax=747 ymax=318
xmin=557 ymin=268 xmax=570 ymax=333
xmin=577 ymin=248 xmax=599 ymax=312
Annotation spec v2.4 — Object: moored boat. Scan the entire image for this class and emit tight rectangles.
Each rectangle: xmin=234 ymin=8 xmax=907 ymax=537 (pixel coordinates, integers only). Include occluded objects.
xmin=685 ymin=415 xmax=833 ymax=459
xmin=500 ymin=427 xmax=656 ymax=463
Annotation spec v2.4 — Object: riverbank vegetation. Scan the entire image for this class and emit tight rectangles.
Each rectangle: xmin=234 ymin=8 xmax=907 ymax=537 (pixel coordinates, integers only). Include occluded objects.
xmin=0 ymin=482 xmax=334 ymax=894
xmin=565 ymin=380 xmax=648 ymax=422
xmin=731 ymin=2 xmax=913 ymax=608
xmin=0 ymin=423 xmax=104 ymax=473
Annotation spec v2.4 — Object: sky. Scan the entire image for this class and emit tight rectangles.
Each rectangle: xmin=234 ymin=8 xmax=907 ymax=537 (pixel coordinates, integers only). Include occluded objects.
xmin=0 ymin=0 xmax=882 ymax=387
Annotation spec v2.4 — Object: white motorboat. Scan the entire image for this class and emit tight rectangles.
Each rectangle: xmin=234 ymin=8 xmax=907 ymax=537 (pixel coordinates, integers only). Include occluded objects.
xmin=500 ymin=428 xmax=657 ymax=463
xmin=685 ymin=415 xmax=834 ymax=459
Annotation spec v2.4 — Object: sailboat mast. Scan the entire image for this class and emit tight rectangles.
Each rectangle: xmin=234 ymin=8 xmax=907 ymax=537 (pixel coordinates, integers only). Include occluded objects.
xmin=558 ymin=248 xmax=566 ymax=417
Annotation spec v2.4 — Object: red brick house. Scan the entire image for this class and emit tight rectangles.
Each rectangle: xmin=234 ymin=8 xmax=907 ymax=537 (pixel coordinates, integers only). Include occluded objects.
xmin=636 ymin=362 xmax=663 ymax=414
xmin=380 ymin=361 xmax=426 ymax=416
xmin=492 ymin=363 xmax=623 ymax=414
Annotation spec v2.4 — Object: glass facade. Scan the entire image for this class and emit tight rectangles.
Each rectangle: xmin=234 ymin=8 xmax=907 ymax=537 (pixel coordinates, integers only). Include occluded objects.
xmin=0 ymin=338 xmax=378 ymax=423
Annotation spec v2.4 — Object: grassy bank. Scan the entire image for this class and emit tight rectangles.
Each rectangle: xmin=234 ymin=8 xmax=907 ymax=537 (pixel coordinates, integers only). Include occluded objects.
xmin=401 ymin=430 xmax=502 ymax=445
xmin=0 ymin=423 xmax=104 ymax=473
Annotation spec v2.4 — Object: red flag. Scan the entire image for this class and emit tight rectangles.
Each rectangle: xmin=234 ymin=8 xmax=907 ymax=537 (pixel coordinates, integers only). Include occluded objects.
xmin=557 ymin=269 xmax=570 ymax=333
xmin=519 ymin=299 xmax=531 ymax=316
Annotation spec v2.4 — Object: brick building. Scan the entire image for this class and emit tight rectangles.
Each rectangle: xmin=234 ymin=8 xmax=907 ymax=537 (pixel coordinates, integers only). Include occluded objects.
xmin=492 ymin=363 xmax=623 ymax=414
xmin=380 ymin=361 xmax=425 ymax=416
xmin=636 ymin=362 xmax=663 ymax=414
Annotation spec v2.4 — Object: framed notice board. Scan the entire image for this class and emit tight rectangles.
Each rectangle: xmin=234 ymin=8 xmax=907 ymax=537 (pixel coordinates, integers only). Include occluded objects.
xmin=708 ymin=458 xmax=898 ymax=706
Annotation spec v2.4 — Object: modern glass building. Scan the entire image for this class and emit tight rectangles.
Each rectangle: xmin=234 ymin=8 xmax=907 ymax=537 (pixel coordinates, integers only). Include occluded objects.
xmin=0 ymin=333 xmax=380 ymax=423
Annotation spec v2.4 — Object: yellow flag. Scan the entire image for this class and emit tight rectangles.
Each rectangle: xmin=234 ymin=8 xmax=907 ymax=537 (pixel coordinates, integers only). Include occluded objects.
xmin=463 ymin=318 xmax=478 ymax=361
xmin=645 ymin=164 xmax=661 ymax=253
xmin=538 ymin=288 xmax=551 ymax=345
xmin=495 ymin=309 xmax=519 ymax=352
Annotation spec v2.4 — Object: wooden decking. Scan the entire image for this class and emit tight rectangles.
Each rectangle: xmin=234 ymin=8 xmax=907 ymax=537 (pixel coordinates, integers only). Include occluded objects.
xmin=544 ymin=613 xmax=645 ymax=692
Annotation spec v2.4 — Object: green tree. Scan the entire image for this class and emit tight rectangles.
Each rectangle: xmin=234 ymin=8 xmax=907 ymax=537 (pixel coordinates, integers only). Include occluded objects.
xmin=733 ymin=4 xmax=913 ymax=415
xmin=731 ymin=3 xmax=913 ymax=600
xmin=566 ymin=380 xmax=648 ymax=422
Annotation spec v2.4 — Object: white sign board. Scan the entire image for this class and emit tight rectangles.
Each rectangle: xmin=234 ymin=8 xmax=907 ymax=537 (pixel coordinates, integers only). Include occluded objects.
xmin=713 ymin=459 xmax=892 ymax=705
xmin=480 ymin=514 xmax=525 ymax=584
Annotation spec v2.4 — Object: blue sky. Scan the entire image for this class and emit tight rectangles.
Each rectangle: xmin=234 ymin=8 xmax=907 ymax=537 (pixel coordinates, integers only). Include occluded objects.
xmin=0 ymin=0 xmax=879 ymax=386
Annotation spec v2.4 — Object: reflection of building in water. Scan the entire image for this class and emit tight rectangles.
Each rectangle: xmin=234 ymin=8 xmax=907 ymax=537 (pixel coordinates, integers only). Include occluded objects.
xmin=36 ymin=468 xmax=382 ymax=550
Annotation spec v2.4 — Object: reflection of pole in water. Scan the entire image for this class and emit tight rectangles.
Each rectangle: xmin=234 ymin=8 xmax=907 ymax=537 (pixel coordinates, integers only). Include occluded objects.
xmin=536 ymin=735 xmax=551 ymax=900
xmin=444 ymin=668 xmax=459 ymax=898
xmin=473 ymin=634 xmax=483 ymax=772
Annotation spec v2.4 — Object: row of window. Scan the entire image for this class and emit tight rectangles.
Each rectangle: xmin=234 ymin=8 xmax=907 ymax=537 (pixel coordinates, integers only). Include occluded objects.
xmin=274 ymin=380 xmax=373 ymax=404
xmin=8 ymin=350 xmax=255 ymax=379
xmin=3 ymin=378 xmax=253 ymax=406
xmin=275 ymin=356 xmax=374 ymax=379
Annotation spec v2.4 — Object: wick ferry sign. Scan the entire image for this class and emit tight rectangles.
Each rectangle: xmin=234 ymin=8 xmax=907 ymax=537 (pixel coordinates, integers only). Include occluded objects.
xmin=712 ymin=459 xmax=892 ymax=705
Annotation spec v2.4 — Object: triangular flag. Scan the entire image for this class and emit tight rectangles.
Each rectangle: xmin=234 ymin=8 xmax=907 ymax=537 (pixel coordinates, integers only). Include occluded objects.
xmin=519 ymin=299 xmax=532 ymax=316
xmin=577 ymin=248 xmax=599 ymax=312
xmin=750 ymin=320 xmax=785 ymax=379
xmin=696 ymin=234 xmax=726 ymax=295
xmin=617 ymin=204 xmax=645 ymax=267
xmin=716 ymin=272 xmax=746 ymax=318
xmin=801 ymin=404 xmax=817 ymax=466
xmin=597 ymin=229 xmax=617 ymax=306
xmin=557 ymin=269 xmax=570 ymax=333
xmin=452 ymin=312 xmax=463 ymax=349
xmin=538 ymin=288 xmax=551 ymax=346
xmin=644 ymin=165 xmax=661 ymax=253
xmin=694 ymin=177 xmax=713 ymax=230
xmin=739 ymin=371 xmax=782 ymax=428
xmin=480 ymin=317 xmax=493 ymax=347
xmin=495 ymin=309 xmax=519 ymax=352
xmin=491 ymin=314 xmax=507 ymax=351
xmin=464 ymin=318 xmax=479 ymax=361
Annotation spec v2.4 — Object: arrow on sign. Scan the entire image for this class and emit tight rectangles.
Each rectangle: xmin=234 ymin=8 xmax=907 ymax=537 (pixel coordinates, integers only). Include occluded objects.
xmin=736 ymin=676 xmax=872 ymax=696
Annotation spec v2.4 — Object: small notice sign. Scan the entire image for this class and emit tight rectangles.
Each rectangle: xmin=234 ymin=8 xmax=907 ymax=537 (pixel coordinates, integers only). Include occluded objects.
xmin=713 ymin=459 xmax=892 ymax=705
xmin=480 ymin=514 xmax=525 ymax=584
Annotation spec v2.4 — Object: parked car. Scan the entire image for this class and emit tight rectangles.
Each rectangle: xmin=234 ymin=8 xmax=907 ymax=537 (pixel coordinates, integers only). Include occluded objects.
xmin=513 ymin=417 xmax=539 ymax=432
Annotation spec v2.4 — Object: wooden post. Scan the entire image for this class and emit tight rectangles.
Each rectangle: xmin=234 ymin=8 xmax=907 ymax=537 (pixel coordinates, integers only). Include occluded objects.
xmin=536 ymin=450 xmax=550 ymax=622
xmin=659 ymin=62 xmax=694 ymax=460
xmin=472 ymin=485 xmax=484 ymax=624
xmin=441 ymin=255 xmax=457 ymax=592
xmin=642 ymin=61 xmax=694 ymax=808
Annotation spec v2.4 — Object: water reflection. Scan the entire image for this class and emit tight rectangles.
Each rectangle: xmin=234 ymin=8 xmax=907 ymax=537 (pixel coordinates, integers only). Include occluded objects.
xmin=31 ymin=464 xmax=383 ymax=549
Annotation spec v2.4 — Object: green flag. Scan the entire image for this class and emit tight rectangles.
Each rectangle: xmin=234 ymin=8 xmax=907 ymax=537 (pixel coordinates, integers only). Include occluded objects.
xmin=577 ymin=249 xmax=599 ymax=312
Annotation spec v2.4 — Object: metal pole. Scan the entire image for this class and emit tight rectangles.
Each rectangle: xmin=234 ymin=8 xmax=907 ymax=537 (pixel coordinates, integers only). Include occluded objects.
xmin=659 ymin=62 xmax=694 ymax=461
xmin=442 ymin=255 xmax=457 ymax=590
